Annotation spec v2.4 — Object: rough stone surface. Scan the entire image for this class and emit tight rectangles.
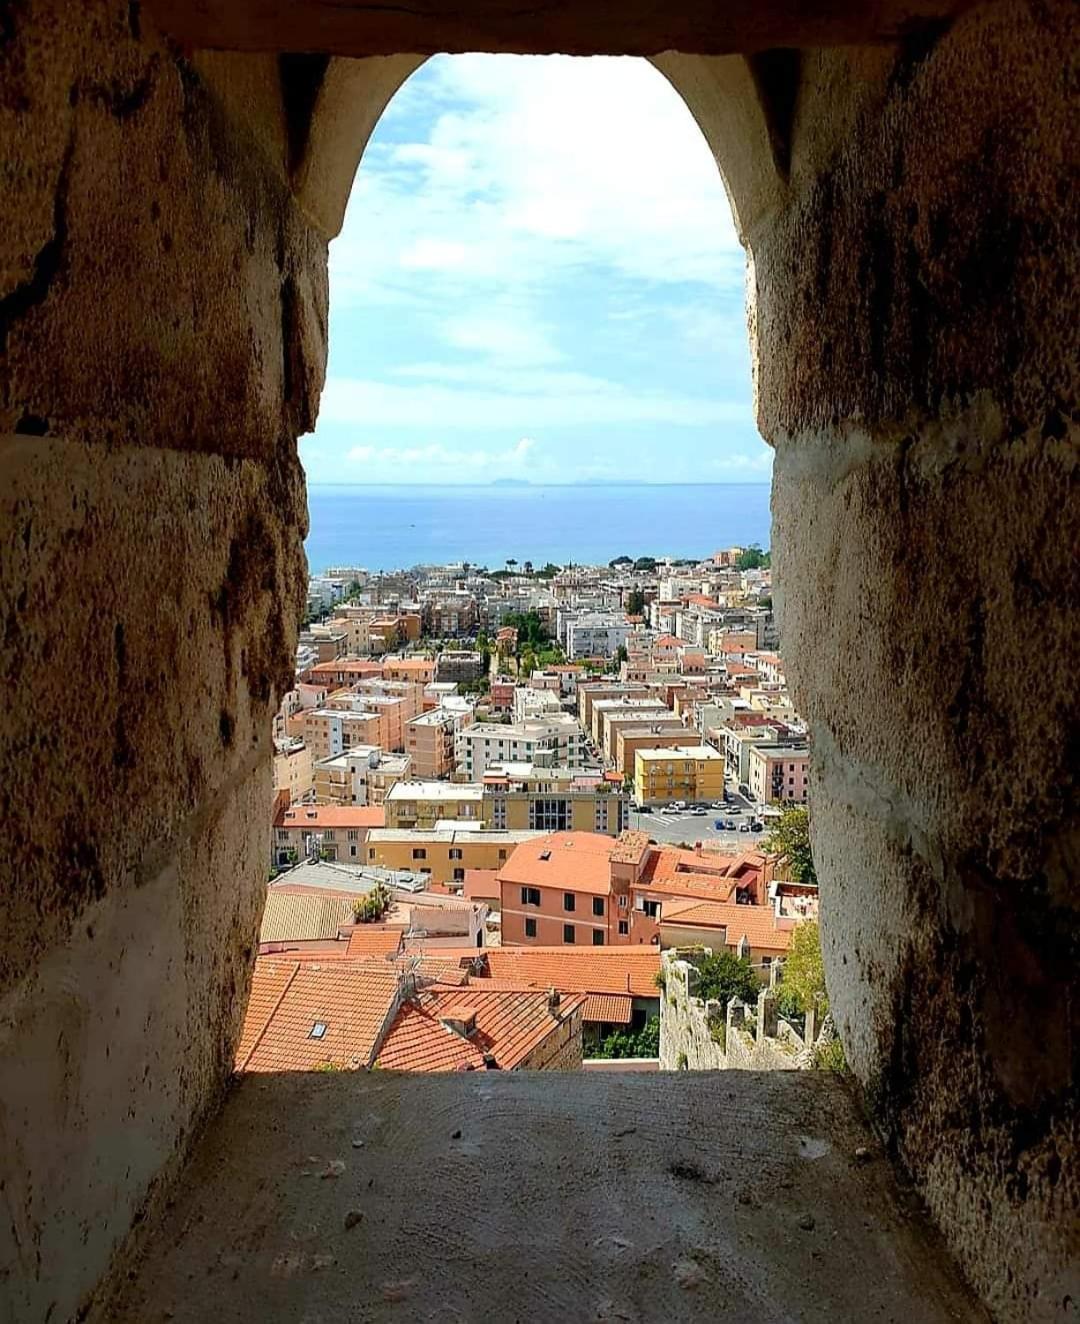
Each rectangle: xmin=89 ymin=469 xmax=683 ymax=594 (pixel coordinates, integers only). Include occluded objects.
xmin=99 ymin=1071 xmax=984 ymax=1323
xmin=0 ymin=4 xmax=314 ymax=1319
xmin=764 ymin=4 xmax=1079 ymax=1318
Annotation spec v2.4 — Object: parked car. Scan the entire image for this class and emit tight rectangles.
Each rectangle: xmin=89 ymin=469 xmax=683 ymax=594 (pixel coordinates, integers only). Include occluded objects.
xmin=725 ymin=820 xmax=738 ymax=831
xmin=750 ymin=820 xmax=764 ymax=832
xmin=738 ymin=823 xmax=751 ymax=833
xmin=690 ymin=807 xmax=707 ymax=816
xmin=671 ymin=800 xmax=687 ymax=810
xmin=727 ymin=806 xmax=742 ymax=815
xmin=714 ymin=819 xmax=726 ymax=830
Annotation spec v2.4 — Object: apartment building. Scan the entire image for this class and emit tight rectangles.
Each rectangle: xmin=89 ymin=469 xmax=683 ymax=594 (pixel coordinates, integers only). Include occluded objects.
xmin=313 ymin=748 xmax=412 ymax=806
xmin=366 ymin=828 xmax=539 ymax=885
xmin=382 ymin=656 xmax=437 ymax=685
xmin=272 ymin=738 xmax=314 ymax=805
xmin=405 ymin=707 xmax=470 ymax=779
xmin=565 ymin=614 xmax=632 ymax=660
xmin=577 ymin=681 xmax=650 ymax=736
xmin=613 ymin=721 xmax=693 ymax=777
xmin=498 ymin=830 xmax=782 ymax=953
xmin=300 ymin=708 xmax=381 ymax=761
xmin=272 ymin=803 xmax=385 ymax=868
xmin=591 ymin=698 xmax=669 ymax=759
xmin=483 ymin=764 xmax=628 ymax=836
xmin=436 ymin=650 xmax=486 ymax=684
xmin=747 ymin=743 xmax=810 ymax=805
xmin=513 ymin=686 xmax=563 ymax=722
xmin=456 ymin=716 xmax=584 ymax=778
xmin=633 ymin=744 xmax=726 ymax=807
xmin=384 ymin=780 xmax=485 ymax=829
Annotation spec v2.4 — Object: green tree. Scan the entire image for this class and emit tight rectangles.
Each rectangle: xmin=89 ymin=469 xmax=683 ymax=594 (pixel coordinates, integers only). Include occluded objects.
xmin=536 ymin=562 xmax=561 ymax=578
xmin=735 ymin=543 xmax=771 ymax=571
xmin=588 ymin=1015 xmax=660 ymax=1060
xmin=763 ymin=805 xmax=816 ymax=885
xmin=353 ymin=882 xmax=393 ymax=924
xmin=775 ymin=920 xmax=828 ymax=1017
xmin=506 ymin=557 xmax=518 ymax=572
xmin=694 ymin=951 xmax=758 ymax=1009
xmin=520 ymin=647 xmax=538 ymax=678
xmin=633 ymin=556 xmax=657 ymax=572
xmin=523 ymin=560 xmax=534 ymax=576
xmin=625 ymin=588 xmax=646 ymax=616
xmin=609 ymin=555 xmax=633 ymax=568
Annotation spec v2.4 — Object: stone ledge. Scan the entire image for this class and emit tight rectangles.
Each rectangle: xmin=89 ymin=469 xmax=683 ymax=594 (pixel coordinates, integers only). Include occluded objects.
xmin=100 ymin=1071 xmax=984 ymax=1323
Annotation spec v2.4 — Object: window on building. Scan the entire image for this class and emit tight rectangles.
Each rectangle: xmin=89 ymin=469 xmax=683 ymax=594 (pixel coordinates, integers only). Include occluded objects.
xmin=563 ymin=892 xmax=576 ymax=912
xmin=618 ymin=920 xmax=629 ymax=936
xmin=499 ymin=849 xmax=507 ymax=861
xmin=592 ymin=897 xmax=604 ymax=917
xmin=350 ymin=845 xmax=357 ymax=858
xmin=322 ymin=829 xmax=335 ymax=842
xmin=524 ymin=917 xmax=537 ymax=938
xmin=529 ymin=798 xmax=569 ymax=831
xmin=563 ymin=924 xmax=576 ymax=944
xmin=412 ymin=848 xmax=427 ymax=860
xmin=309 ymin=1022 xmax=327 ymax=1039
xmin=347 ymin=829 xmax=358 ymax=841
xmin=453 ymin=867 xmax=465 ymax=881
xmin=521 ymin=887 xmax=541 ymax=906
xmin=618 ymin=894 xmax=628 ymax=909
xmin=368 ymin=848 xmax=376 ymax=861
xmin=592 ymin=930 xmax=605 ymax=946
xmin=449 ymin=848 xmax=463 ymax=861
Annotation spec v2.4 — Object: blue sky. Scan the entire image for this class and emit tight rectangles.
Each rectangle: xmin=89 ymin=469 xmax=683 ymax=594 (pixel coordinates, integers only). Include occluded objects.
xmin=300 ymin=55 xmax=771 ymax=486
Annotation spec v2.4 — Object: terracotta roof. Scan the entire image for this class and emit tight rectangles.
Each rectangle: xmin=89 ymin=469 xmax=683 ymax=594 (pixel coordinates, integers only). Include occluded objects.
xmin=479 ymin=947 xmax=660 ymax=999
xmin=640 ymin=871 xmax=740 ymax=903
xmin=610 ymin=830 xmax=650 ymax=865
xmin=346 ymin=927 xmax=403 ymax=958
xmin=277 ymin=804 xmax=386 ymax=830
xmin=461 ymin=868 xmax=500 ymax=900
xmin=236 ymin=959 xmax=403 ymax=1073
xmin=584 ymin=993 xmax=634 ymax=1024
xmin=375 ymin=985 xmax=585 ymax=1072
xmin=498 ymin=832 xmax=614 ymax=896
xmin=309 ymin=660 xmax=384 ymax=676
xmin=259 ymin=892 xmax=355 ymax=945
xmin=659 ymin=900 xmax=793 ymax=952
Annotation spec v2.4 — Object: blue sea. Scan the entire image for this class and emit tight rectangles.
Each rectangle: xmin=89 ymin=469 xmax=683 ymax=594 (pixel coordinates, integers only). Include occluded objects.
xmin=305 ymin=483 xmax=772 ymax=573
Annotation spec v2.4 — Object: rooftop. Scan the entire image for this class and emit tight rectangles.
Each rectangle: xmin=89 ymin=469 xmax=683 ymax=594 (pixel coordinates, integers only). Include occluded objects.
xmin=102 ymin=1072 xmax=982 ymax=1324
xmin=386 ymin=780 xmax=484 ymax=801
xmin=277 ymin=804 xmax=387 ymax=829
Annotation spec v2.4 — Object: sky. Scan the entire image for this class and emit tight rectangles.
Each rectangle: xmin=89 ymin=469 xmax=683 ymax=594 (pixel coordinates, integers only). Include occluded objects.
xmin=300 ymin=55 xmax=771 ymax=487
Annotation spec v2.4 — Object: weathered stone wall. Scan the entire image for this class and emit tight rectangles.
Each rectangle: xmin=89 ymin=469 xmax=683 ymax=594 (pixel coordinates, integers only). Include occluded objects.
xmin=659 ymin=951 xmax=804 ymax=1071
xmin=760 ymin=3 xmax=1079 ymax=1318
xmin=0 ymin=3 xmax=320 ymax=1319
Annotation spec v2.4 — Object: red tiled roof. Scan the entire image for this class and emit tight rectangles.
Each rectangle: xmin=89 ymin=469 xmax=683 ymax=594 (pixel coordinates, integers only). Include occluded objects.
xmin=498 ymin=832 xmax=614 ymax=896
xmin=236 ymin=959 xmax=402 ymax=1073
xmin=659 ymin=899 xmax=793 ymax=952
xmin=584 ymin=993 xmax=634 ymax=1024
xmin=610 ymin=830 xmax=651 ymax=865
xmin=479 ymin=947 xmax=659 ymax=999
xmin=346 ymin=927 xmax=403 ymax=958
xmin=375 ymin=986 xmax=585 ymax=1072
xmin=276 ymin=804 xmax=386 ymax=830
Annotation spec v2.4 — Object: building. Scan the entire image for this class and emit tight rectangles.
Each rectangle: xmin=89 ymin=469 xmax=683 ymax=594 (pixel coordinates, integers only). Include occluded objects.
xmin=313 ymin=747 xmax=412 ymax=805
xmin=300 ymin=707 xmax=382 ymax=761
xmin=456 ymin=715 xmax=584 ymax=778
xmin=405 ymin=706 xmax=472 ymax=779
xmin=633 ymin=744 xmax=726 ymax=807
xmin=614 ymin=721 xmax=693 ymax=777
xmin=747 ymin=743 xmax=810 ymax=805
xmin=272 ymin=738 xmax=314 ymax=804
xmin=565 ymin=614 xmax=632 ymax=660
xmin=482 ymin=764 xmax=628 ymax=836
xmin=498 ymin=830 xmax=778 ymax=950
xmin=385 ymin=780 xmax=486 ymax=829
xmin=272 ymin=803 xmax=386 ymax=867
xmin=366 ymin=828 xmax=540 ymax=885
xmin=435 ymin=650 xmax=485 ymax=683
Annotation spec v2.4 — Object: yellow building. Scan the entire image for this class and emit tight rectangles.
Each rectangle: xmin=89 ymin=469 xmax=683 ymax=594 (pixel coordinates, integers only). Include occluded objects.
xmin=272 ymin=739 xmax=314 ymax=804
xmin=633 ymin=744 xmax=725 ymax=807
xmin=365 ymin=828 xmax=540 ymax=885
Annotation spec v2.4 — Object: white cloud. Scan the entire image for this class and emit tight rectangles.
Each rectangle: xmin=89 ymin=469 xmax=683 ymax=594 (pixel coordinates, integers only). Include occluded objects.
xmin=329 ymin=55 xmax=744 ymax=307
xmin=320 ymin=374 xmax=748 ymax=429
xmin=342 ymin=435 xmax=537 ymax=478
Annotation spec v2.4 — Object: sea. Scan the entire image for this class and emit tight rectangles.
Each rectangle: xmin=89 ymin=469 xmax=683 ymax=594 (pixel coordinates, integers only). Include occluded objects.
xmin=305 ymin=483 xmax=772 ymax=574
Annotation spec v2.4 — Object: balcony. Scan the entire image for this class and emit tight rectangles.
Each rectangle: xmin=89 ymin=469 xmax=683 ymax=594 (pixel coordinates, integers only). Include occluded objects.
xmin=100 ymin=1071 xmax=979 ymax=1322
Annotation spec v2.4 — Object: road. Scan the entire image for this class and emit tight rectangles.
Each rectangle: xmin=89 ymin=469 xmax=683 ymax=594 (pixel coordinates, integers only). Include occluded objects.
xmin=627 ymin=806 xmax=769 ymax=852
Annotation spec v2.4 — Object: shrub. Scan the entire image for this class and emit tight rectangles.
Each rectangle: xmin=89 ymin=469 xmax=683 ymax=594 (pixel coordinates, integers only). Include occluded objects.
xmin=353 ymin=881 xmax=393 ymax=924
xmin=694 ymin=951 xmax=758 ymax=1010
xmin=587 ymin=1015 xmax=660 ymax=1060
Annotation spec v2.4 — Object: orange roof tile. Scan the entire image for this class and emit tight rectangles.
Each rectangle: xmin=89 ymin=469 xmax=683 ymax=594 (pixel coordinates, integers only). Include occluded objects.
xmin=461 ymin=868 xmax=500 ymax=900
xmin=610 ymin=830 xmax=650 ymax=865
xmin=237 ymin=959 xmax=402 ymax=1073
xmin=277 ymin=804 xmax=386 ymax=830
xmin=479 ymin=947 xmax=659 ymax=999
xmin=584 ymin=993 xmax=634 ymax=1024
xmin=659 ymin=900 xmax=793 ymax=952
xmin=498 ymin=832 xmax=614 ymax=896
xmin=346 ymin=927 xmax=403 ymax=958
xmin=375 ymin=985 xmax=585 ymax=1072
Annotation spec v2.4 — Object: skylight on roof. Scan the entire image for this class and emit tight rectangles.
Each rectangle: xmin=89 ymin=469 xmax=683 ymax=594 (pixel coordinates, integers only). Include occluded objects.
xmin=539 ymin=850 xmax=551 ymax=861
xmin=309 ymin=1022 xmax=327 ymax=1039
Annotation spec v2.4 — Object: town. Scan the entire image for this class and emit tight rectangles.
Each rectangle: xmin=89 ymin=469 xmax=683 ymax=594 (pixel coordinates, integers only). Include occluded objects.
xmin=252 ymin=545 xmax=829 ymax=1074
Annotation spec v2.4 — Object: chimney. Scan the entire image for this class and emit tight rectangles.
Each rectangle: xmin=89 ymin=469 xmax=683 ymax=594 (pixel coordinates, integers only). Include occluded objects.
xmin=547 ymin=987 xmax=561 ymax=1014
xmin=438 ymin=1005 xmax=477 ymax=1039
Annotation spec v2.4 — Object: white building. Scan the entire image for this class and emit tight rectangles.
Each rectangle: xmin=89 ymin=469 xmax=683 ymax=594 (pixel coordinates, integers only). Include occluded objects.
xmin=455 ymin=715 xmax=584 ymax=778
